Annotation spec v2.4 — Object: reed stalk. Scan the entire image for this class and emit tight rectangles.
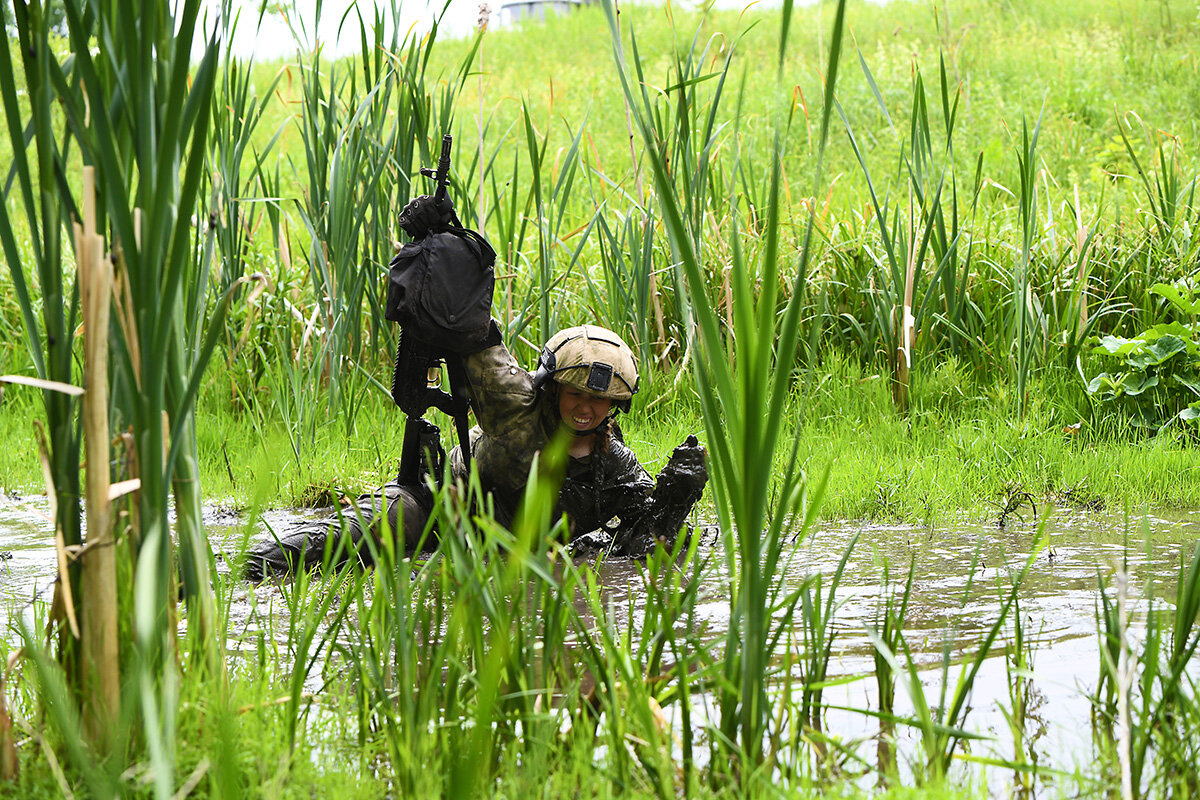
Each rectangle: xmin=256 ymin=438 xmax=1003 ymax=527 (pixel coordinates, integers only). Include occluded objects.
xmin=1094 ymin=536 xmax=1200 ymax=798
xmin=208 ymin=0 xmax=283 ymax=372
xmin=840 ymin=59 xmax=983 ymax=409
xmin=0 ymin=0 xmax=245 ymax=792
xmin=521 ymin=102 xmax=588 ymax=341
xmin=798 ymin=537 xmax=856 ymax=746
xmin=870 ymin=558 xmax=914 ymax=784
xmin=76 ymin=167 xmax=119 ymax=751
xmin=0 ymin=0 xmax=86 ymax=678
xmin=1013 ymin=114 xmax=1043 ymax=420
xmin=604 ymin=0 xmax=845 ymax=777
xmin=1118 ymin=114 xmax=1198 ymax=255
xmin=589 ymin=205 xmax=662 ymax=370
xmin=1002 ymin=576 xmax=1037 ymax=796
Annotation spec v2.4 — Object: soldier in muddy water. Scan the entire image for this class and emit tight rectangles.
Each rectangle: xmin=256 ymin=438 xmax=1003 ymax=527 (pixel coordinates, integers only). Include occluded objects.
xmin=243 ymin=194 xmax=708 ymax=581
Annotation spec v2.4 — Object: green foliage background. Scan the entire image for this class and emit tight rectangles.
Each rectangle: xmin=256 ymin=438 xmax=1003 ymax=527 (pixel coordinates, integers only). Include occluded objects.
xmin=3 ymin=3 xmax=1200 ymax=797
xmin=1 ymin=0 xmax=1199 ymax=517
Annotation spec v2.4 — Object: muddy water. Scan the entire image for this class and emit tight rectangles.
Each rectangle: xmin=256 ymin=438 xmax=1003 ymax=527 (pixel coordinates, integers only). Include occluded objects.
xmin=609 ymin=509 xmax=1197 ymax=761
xmin=0 ymin=494 xmax=60 ymax=634
xmin=3 ymin=493 xmax=1198 ymax=780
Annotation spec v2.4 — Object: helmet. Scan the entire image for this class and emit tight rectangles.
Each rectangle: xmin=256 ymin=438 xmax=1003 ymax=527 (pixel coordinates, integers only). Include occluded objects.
xmin=532 ymin=325 xmax=639 ymax=412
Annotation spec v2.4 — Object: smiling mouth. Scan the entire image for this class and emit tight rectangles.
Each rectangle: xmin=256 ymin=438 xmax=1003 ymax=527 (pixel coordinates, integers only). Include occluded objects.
xmin=571 ymin=415 xmax=592 ymax=427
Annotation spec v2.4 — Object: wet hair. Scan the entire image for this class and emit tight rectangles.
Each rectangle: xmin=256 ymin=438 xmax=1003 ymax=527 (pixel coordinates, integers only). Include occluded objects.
xmin=589 ymin=416 xmax=614 ymax=455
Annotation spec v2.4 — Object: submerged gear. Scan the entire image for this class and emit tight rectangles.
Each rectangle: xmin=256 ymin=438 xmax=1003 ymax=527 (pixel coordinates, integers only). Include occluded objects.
xmin=532 ymin=325 xmax=639 ymax=412
xmin=244 ymin=482 xmax=433 ymax=581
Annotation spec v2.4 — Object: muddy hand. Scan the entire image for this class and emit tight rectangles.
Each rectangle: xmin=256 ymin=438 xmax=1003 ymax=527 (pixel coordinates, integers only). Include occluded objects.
xmin=608 ymin=434 xmax=708 ymax=558
xmin=658 ymin=434 xmax=707 ymax=497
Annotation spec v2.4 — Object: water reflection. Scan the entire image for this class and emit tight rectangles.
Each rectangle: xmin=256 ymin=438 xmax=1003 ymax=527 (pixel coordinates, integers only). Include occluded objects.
xmin=0 ymin=493 xmax=58 ymax=631
xmin=2 ymin=495 xmax=1197 ymax=784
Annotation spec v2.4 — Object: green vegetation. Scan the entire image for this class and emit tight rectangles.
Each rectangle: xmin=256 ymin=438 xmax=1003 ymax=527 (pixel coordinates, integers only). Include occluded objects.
xmin=1 ymin=0 xmax=1200 ymax=796
xmin=1 ymin=0 xmax=1197 ymax=516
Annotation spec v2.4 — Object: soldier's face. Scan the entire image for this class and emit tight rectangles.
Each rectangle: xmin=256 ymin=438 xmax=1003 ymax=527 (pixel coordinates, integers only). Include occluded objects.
xmin=557 ymin=384 xmax=613 ymax=432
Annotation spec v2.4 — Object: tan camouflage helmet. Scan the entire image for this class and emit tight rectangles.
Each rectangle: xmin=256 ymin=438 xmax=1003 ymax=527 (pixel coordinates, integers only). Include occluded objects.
xmin=532 ymin=325 xmax=639 ymax=412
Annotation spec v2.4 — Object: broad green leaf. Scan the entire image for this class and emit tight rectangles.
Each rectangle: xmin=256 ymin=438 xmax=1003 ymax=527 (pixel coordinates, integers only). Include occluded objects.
xmin=1093 ymin=335 xmax=1144 ymax=357
xmin=1121 ymin=372 xmax=1160 ymax=397
xmin=1086 ymin=372 xmax=1119 ymax=396
xmin=1152 ymin=282 xmax=1200 ymax=316
xmin=1142 ymin=321 xmax=1197 ymax=346
xmin=1127 ymin=334 xmax=1187 ymax=369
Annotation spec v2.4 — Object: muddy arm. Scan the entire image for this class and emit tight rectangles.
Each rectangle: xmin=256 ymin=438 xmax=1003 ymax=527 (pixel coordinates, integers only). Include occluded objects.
xmin=609 ymin=435 xmax=708 ymax=558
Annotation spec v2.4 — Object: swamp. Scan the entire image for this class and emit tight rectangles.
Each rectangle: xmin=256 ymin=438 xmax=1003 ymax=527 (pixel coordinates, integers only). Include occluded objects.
xmin=1 ymin=0 xmax=1200 ymax=797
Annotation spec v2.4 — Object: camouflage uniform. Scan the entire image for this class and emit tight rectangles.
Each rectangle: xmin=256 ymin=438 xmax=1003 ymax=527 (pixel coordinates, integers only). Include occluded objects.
xmin=450 ymin=342 xmax=655 ymax=533
xmin=244 ymin=197 xmax=704 ymax=580
xmin=244 ymin=340 xmax=655 ymax=580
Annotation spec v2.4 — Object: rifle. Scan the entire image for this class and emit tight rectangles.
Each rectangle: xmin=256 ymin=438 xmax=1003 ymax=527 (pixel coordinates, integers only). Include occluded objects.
xmin=423 ymin=134 xmax=460 ymax=227
xmin=390 ymin=134 xmax=475 ymax=486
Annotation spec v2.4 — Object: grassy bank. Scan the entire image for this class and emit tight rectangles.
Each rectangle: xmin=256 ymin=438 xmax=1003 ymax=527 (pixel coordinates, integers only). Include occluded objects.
xmin=2 ymin=0 xmax=1198 ymax=489
xmin=7 ymin=354 xmax=1198 ymax=521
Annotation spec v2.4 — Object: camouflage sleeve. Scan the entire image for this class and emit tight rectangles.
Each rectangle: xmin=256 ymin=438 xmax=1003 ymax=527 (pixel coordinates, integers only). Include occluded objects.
xmin=461 ymin=341 xmax=541 ymax=438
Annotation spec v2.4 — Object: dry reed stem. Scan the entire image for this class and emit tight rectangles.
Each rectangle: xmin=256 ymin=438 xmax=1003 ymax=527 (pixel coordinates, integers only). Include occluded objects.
xmin=10 ymin=711 xmax=73 ymax=798
xmin=0 ymin=653 xmax=16 ymax=781
xmin=1074 ymin=184 xmax=1090 ymax=330
xmin=77 ymin=166 xmax=120 ymax=751
xmin=227 ymin=273 xmax=271 ymax=363
xmin=38 ymin=418 xmax=80 ymax=640
xmin=0 ymin=376 xmax=83 ymax=395
xmin=171 ymin=757 xmax=210 ymax=800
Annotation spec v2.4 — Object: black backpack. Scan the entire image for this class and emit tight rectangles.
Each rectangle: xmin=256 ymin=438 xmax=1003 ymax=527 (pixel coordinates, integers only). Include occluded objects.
xmin=384 ymin=227 xmax=496 ymax=354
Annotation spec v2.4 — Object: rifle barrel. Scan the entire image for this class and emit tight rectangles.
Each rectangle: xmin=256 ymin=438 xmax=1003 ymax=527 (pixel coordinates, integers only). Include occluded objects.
xmin=434 ymin=134 xmax=453 ymax=202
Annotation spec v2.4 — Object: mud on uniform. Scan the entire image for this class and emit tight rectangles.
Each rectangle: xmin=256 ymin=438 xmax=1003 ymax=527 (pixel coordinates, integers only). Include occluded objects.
xmin=449 ymin=342 xmax=654 ymax=533
xmin=244 ymin=341 xmax=657 ymax=581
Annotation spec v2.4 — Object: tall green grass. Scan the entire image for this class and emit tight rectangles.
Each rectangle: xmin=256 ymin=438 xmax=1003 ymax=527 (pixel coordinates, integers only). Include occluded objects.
xmin=6 ymin=0 xmax=1183 ymax=495
xmin=0 ymin=0 xmax=86 ymax=676
xmin=1 ymin=0 xmax=245 ymax=790
xmin=604 ymin=0 xmax=848 ymax=779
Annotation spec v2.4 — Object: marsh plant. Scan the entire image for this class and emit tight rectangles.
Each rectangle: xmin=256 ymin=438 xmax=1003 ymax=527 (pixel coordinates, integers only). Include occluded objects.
xmin=866 ymin=544 xmax=1033 ymax=785
xmin=0 ymin=0 xmax=232 ymax=788
xmin=1092 ymin=536 xmax=1200 ymax=798
xmin=1085 ymin=280 xmax=1200 ymax=431
xmin=869 ymin=558 xmax=914 ymax=783
xmin=604 ymin=0 xmax=850 ymax=778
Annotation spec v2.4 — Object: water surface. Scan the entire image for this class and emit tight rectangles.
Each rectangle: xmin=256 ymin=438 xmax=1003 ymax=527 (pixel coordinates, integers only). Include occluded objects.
xmin=3 ymin=494 xmax=1197 ymax=783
